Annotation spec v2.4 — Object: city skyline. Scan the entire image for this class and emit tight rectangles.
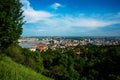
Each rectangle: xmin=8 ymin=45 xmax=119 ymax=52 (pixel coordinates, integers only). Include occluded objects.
xmin=21 ymin=0 xmax=120 ymax=36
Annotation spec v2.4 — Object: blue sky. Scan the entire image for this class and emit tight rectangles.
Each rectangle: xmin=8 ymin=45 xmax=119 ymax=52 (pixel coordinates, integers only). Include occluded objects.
xmin=21 ymin=0 xmax=120 ymax=36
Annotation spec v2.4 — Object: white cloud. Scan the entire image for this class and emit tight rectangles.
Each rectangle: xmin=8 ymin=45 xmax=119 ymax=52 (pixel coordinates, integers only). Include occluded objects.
xmin=50 ymin=3 xmax=63 ymax=10
xmin=21 ymin=0 xmax=30 ymax=9
xmin=24 ymin=9 xmax=53 ymax=23
xmin=115 ymin=12 xmax=120 ymax=18
xmin=21 ymin=0 xmax=120 ymax=36
xmin=21 ymin=0 xmax=53 ymax=23
xmin=42 ymin=16 xmax=120 ymax=30
xmin=21 ymin=0 xmax=120 ymax=28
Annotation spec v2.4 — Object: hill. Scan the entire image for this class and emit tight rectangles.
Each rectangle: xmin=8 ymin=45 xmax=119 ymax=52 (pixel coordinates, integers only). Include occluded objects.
xmin=0 ymin=54 xmax=53 ymax=80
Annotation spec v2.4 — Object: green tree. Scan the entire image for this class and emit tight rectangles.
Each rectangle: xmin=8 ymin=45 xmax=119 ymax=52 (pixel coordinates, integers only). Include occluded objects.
xmin=0 ymin=0 xmax=24 ymax=48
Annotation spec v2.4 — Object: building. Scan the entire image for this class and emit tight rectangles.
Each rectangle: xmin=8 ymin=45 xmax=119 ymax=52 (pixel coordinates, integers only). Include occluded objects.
xmin=36 ymin=43 xmax=48 ymax=51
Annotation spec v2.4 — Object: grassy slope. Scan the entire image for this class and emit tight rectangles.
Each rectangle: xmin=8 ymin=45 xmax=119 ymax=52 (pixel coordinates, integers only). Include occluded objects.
xmin=0 ymin=55 xmax=53 ymax=80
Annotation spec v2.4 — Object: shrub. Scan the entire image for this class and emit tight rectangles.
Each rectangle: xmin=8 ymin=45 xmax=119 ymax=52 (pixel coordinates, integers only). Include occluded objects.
xmin=5 ymin=44 xmax=25 ymax=63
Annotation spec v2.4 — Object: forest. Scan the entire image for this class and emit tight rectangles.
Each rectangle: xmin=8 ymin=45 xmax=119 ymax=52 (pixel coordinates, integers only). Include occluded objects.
xmin=1 ymin=44 xmax=120 ymax=80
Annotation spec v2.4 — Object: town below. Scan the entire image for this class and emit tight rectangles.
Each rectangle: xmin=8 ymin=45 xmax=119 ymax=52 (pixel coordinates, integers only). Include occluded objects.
xmin=19 ymin=36 xmax=120 ymax=52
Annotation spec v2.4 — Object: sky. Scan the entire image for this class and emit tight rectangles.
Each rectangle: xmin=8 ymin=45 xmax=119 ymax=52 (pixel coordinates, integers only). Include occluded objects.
xmin=21 ymin=0 xmax=120 ymax=37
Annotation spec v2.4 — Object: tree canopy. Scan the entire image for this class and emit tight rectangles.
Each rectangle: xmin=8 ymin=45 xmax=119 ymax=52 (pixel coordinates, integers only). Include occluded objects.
xmin=0 ymin=0 xmax=24 ymax=48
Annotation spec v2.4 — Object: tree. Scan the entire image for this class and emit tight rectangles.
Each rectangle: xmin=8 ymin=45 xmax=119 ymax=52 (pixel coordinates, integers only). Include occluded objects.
xmin=0 ymin=0 xmax=24 ymax=48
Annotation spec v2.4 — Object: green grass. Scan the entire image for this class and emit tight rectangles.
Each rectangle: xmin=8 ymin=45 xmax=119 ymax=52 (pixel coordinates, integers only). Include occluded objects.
xmin=0 ymin=55 xmax=53 ymax=80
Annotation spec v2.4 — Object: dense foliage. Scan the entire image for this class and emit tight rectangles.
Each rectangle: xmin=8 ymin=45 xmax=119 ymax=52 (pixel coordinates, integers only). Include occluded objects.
xmin=40 ymin=45 xmax=120 ymax=80
xmin=5 ymin=44 xmax=44 ymax=73
xmin=2 ymin=44 xmax=120 ymax=80
xmin=0 ymin=0 xmax=24 ymax=48
xmin=0 ymin=54 xmax=53 ymax=80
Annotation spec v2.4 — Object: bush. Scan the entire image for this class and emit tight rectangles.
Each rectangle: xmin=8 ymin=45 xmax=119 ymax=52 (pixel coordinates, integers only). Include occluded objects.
xmin=22 ymin=48 xmax=44 ymax=73
xmin=5 ymin=44 xmax=25 ymax=63
xmin=0 ymin=55 xmax=53 ymax=80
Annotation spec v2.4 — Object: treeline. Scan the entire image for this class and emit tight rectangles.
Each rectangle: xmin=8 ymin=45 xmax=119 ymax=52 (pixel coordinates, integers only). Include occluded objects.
xmin=41 ymin=45 xmax=120 ymax=80
xmin=2 ymin=45 xmax=120 ymax=80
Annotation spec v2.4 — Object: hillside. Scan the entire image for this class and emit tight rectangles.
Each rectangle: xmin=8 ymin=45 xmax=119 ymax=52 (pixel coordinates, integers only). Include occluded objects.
xmin=0 ymin=54 xmax=53 ymax=80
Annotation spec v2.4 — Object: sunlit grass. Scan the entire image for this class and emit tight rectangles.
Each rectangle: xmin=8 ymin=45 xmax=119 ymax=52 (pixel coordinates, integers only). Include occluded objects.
xmin=0 ymin=55 xmax=53 ymax=80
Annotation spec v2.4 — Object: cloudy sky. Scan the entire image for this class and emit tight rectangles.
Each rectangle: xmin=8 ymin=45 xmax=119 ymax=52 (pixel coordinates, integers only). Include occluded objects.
xmin=21 ymin=0 xmax=120 ymax=36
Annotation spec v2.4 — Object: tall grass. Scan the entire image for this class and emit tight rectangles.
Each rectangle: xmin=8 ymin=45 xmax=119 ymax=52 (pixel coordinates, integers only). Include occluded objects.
xmin=0 ymin=55 xmax=53 ymax=80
